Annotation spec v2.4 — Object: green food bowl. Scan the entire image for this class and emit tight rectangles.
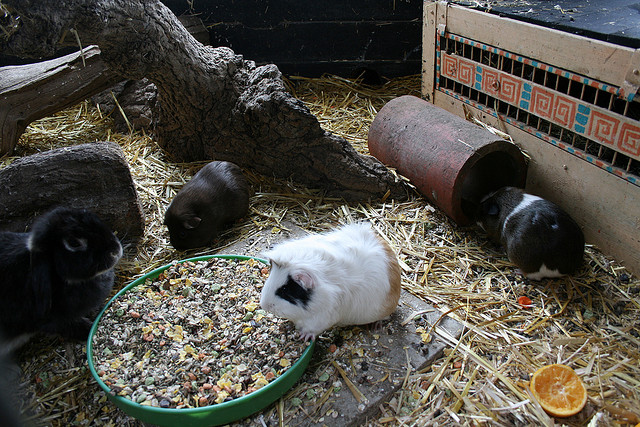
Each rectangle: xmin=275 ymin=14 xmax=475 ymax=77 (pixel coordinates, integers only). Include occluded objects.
xmin=87 ymin=254 xmax=314 ymax=427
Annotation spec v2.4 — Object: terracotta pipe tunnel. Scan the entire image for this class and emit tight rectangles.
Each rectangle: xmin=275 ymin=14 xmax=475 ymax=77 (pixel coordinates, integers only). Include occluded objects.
xmin=368 ymin=95 xmax=528 ymax=225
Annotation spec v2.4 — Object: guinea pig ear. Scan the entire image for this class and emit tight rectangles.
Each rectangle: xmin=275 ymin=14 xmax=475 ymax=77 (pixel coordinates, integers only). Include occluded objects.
xmin=183 ymin=216 xmax=202 ymax=230
xmin=262 ymin=250 xmax=282 ymax=268
xmin=63 ymin=236 xmax=88 ymax=252
xmin=292 ymin=271 xmax=315 ymax=290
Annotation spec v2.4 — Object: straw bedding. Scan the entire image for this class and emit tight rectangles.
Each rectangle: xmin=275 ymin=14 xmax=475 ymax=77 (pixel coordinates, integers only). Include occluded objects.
xmin=3 ymin=74 xmax=639 ymax=426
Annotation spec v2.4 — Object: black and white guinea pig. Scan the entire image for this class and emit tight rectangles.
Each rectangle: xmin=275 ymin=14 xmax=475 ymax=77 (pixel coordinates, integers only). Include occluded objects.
xmin=259 ymin=222 xmax=402 ymax=341
xmin=0 ymin=207 xmax=123 ymax=349
xmin=476 ymin=186 xmax=584 ymax=280
xmin=164 ymin=161 xmax=250 ymax=250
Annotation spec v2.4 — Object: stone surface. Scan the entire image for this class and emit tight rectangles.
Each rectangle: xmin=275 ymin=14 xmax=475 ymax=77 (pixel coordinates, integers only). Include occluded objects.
xmin=287 ymin=290 xmax=463 ymax=426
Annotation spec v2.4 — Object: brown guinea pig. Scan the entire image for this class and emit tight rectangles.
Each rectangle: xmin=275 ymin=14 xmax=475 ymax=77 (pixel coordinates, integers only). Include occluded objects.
xmin=164 ymin=161 xmax=250 ymax=250
xmin=476 ymin=186 xmax=584 ymax=280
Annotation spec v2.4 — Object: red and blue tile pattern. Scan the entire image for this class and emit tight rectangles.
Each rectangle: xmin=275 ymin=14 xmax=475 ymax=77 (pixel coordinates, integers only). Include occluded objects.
xmin=435 ymin=32 xmax=639 ymax=185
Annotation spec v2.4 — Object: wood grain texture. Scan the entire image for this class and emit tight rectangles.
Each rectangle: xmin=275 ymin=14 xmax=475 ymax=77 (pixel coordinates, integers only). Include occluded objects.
xmin=444 ymin=4 xmax=638 ymax=90
xmin=1 ymin=0 xmax=407 ymax=201
xmin=0 ymin=46 xmax=122 ymax=154
xmin=0 ymin=142 xmax=144 ymax=243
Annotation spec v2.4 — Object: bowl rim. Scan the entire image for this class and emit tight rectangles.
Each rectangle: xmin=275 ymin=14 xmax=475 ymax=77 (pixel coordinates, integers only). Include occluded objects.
xmin=86 ymin=253 xmax=314 ymax=418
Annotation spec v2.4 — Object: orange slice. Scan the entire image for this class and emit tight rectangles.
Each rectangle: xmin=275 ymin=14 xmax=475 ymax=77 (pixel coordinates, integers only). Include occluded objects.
xmin=529 ymin=364 xmax=587 ymax=417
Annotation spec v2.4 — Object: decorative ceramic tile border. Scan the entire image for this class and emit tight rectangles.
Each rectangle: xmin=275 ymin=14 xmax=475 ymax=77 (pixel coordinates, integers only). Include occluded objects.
xmin=440 ymin=51 xmax=640 ymax=163
xmin=439 ymin=87 xmax=638 ymax=186
xmin=434 ymin=28 xmax=640 ymax=186
xmin=443 ymin=33 xmax=635 ymax=102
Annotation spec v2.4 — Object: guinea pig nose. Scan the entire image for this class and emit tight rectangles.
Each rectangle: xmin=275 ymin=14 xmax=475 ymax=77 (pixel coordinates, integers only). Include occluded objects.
xmin=112 ymin=244 xmax=124 ymax=260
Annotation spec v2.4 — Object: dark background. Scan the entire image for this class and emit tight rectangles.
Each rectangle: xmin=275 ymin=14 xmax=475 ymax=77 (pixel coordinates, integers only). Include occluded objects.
xmin=2 ymin=1 xmax=638 ymax=79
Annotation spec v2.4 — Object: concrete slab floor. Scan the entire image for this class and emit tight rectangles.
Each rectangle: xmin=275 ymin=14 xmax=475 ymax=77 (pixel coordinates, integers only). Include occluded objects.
xmin=285 ymin=290 xmax=464 ymax=426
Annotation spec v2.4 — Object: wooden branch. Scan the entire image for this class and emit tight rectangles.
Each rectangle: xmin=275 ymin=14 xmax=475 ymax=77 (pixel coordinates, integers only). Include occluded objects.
xmin=0 ymin=0 xmax=408 ymax=200
xmin=0 ymin=45 xmax=123 ymax=155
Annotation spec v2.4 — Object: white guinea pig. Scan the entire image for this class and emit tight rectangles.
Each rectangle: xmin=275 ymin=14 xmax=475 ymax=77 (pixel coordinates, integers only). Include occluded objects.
xmin=259 ymin=222 xmax=402 ymax=341
xmin=477 ymin=186 xmax=585 ymax=280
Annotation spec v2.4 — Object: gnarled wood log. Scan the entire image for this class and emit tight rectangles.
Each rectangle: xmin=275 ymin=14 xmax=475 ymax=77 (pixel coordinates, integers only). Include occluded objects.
xmin=0 ymin=0 xmax=407 ymax=201
xmin=0 ymin=142 xmax=144 ymax=242
xmin=0 ymin=46 xmax=122 ymax=154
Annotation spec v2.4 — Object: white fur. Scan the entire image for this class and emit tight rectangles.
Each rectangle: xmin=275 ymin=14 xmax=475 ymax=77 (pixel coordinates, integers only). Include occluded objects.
xmin=524 ymin=264 xmax=562 ymax=281
xmin=260 ymin=223 xmax=395 ymax=340
xmin=502 ymin=193 xmax=542 ymax=235
xmin=26 ymin=234 xmax=35 ymax=251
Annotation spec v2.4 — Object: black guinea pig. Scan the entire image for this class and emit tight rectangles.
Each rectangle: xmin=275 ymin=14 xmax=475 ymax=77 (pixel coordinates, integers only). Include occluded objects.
xmin=164 ymin=161 xmax=250 ymax=250
xmin=0 ymin=207 xmax=123 ymax=349
xmin=476 ymin=186 xmax=585 ymax=280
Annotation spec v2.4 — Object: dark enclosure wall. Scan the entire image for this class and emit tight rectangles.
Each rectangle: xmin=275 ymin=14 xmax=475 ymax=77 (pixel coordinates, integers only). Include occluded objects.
xmin=162 ymin=0 xmax=423 ymax=79
xmin=1 ymin=1 xmax=423 ymax=78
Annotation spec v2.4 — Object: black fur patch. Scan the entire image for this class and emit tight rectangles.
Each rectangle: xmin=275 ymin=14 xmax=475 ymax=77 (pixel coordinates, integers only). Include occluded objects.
xmin=275 ymin=275 xmax=312 ymax=308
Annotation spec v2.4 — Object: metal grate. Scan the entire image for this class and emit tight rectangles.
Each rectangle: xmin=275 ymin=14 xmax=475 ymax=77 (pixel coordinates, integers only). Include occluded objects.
xmin=437 ymin=32 xmax=640 ymax=185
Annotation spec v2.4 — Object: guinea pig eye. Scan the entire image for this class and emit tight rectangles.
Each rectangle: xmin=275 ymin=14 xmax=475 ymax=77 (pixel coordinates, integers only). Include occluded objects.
xmin=184 ymin=216 xmax=201 ymax=230
xmin=63 ymin=237 xmax=88 ymax=252
xmin=488 ymin=204 xmax=499 ymax=216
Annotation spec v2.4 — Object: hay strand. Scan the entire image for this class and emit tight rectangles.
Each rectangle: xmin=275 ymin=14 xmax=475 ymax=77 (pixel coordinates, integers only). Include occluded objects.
xmin=4 ymin=74 xmax=639 ymax=426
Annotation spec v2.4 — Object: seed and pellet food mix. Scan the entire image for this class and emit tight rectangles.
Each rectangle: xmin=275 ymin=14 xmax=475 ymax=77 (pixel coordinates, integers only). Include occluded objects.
xmin=92 ymin=257 xmax=309 ymax=409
